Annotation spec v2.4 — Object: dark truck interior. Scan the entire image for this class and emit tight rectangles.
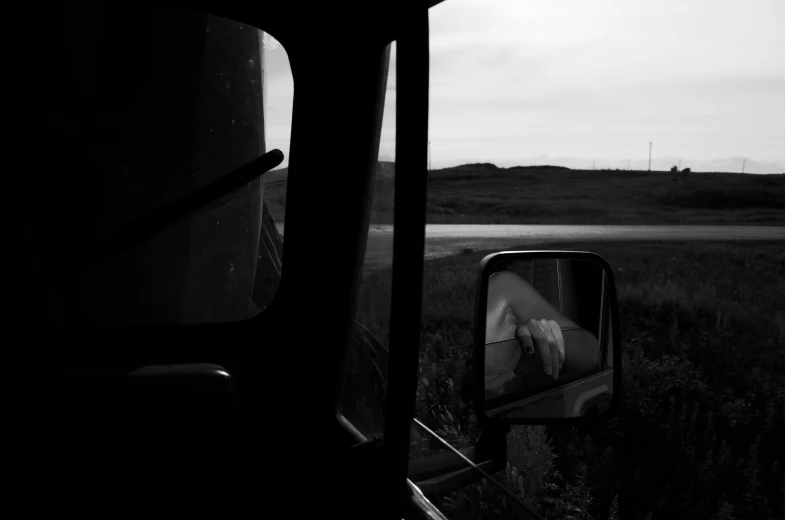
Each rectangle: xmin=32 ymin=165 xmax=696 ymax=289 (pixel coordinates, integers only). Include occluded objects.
xmin=5 ymin=1 xmax=437 ymax=518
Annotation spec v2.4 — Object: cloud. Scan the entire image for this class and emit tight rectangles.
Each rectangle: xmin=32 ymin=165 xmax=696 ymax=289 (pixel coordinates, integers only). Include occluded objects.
xmin=424 ymin=0 xmax=785 ymax=164
xmin=261 ymin=0 xmax=784 ymax=169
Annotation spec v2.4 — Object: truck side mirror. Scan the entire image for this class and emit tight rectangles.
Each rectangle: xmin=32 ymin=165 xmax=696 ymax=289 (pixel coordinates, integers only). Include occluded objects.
xmin=474 ymin=251 xmax=622 ymax=426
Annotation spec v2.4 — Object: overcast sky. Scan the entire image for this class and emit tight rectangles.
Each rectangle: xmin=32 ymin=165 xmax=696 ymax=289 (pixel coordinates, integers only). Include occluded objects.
xmin=264 ymin=0 xmax=784 ymax=171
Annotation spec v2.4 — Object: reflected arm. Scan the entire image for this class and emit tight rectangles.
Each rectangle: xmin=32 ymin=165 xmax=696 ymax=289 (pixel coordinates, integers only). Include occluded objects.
xmin=486 ymin=271 xmax=579 ymax=343
xmin=485 ymin=270 xmax=595 ymax=396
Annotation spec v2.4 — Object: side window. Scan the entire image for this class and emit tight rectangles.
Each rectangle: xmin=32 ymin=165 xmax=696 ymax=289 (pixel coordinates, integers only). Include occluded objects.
xmin=14 ymin=8 xmax=294 ymax=329
xmin=252 ymin=30 xmax=292 ymax=314
xmin=337 ymin=41 xmax=397 ymax=441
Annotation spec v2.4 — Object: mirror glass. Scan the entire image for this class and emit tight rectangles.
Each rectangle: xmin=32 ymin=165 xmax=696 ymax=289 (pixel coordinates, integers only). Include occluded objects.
xmin=482 ymin=256 xmax=615 ymax=419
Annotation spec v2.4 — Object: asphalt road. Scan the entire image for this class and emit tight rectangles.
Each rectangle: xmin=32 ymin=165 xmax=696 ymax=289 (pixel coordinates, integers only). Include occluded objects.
xmin=275 ymin=224 xmax=785 ymax=268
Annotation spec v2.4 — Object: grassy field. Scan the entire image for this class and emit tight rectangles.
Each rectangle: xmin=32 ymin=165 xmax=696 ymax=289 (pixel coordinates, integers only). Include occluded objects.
xmin=266 ymin=162 xmax=785 ymax=225
xmin=425 ymin=163 xmax=785 ymax=225
xmin=355 ymin=240 xmax=785 ymax=520
xmin=269 ymin=160 xmax=785 ymax=517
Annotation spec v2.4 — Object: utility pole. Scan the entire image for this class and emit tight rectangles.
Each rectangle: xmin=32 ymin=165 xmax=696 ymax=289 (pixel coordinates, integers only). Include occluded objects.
xmin=648 ymin=142 xmax=652 ymax=172
xmin=742 ymin=157 xmax=746 ymax=174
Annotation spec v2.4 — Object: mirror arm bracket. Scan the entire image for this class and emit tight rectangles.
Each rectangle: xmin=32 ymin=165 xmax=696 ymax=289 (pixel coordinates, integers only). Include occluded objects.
xmin=474 ymin=422 xmax=510 ymax=471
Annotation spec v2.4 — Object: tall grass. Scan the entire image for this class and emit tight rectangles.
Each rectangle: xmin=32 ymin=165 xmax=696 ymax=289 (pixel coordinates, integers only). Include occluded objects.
xmin=355 ymin=240 xmax=785 ymax=519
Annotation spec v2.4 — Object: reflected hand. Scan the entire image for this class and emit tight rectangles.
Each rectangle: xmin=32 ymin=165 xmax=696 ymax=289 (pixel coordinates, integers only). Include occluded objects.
xmin=516 ymin=319 xmax=565 ymax=379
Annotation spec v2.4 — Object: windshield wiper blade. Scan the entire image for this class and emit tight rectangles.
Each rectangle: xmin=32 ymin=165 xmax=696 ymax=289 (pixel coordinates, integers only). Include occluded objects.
xmin=10 ymin=149 xmax=284 ymax=304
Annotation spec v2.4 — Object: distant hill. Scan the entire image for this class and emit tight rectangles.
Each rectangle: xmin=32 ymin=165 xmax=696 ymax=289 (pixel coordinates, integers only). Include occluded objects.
xmin=425 ymin=163 xmax=785 ymax=225
xmin=442 ymin=156 xmax=785 ymax=175
xmin=265 ymin=167 xmax=288 ymax=185
xmin=263 ymin=161 xmax=785 ymax=225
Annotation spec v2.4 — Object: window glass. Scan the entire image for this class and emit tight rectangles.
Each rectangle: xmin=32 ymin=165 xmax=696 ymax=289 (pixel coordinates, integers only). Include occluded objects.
xmin=253 ymin=30 xmax=293 ymax=314
xmin=338 ymin=42 xmax=397 ymax=441
xmin=12 ymin=6 xmax=293 ymax=329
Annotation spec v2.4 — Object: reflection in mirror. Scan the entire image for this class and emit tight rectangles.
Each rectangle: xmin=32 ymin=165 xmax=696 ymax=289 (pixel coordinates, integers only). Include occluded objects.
xmin=483 ymin=257 xmax=614 ymax=419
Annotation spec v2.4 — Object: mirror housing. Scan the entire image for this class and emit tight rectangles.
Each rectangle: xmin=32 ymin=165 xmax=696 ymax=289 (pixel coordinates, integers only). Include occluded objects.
xmin=473 ymin=251 xmax=622 ymax=427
